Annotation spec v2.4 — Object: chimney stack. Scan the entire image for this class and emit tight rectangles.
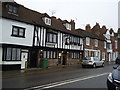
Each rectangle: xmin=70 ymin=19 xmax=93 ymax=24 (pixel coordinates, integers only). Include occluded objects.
xmin=85 ymin=24 xmax=91 ymax=31
xmin=70 ymin=19 xmax=75 ymax=31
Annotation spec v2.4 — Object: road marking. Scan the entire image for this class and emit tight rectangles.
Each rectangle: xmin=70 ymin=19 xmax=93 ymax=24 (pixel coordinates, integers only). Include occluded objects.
xmin=25 ymin=72 xmax=110 ymax=90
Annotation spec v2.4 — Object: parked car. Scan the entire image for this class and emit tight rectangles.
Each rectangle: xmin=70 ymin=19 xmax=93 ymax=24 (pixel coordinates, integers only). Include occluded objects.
xmin=115 ymin=57 xmax=120 ymax=64
xmin=107 ymin=65 xmax=120 ymax=90
xmin=81 ymin=57 xmax=104 ymax=68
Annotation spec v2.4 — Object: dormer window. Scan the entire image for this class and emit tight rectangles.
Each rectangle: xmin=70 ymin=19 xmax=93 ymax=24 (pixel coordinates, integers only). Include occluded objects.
xmin=44 ymin=17 xmax=51 ymax=25
xmin=8 ymin=4 xmax=18 ymax=15
xmin=66 ymin=23 xmax=71 ymax=30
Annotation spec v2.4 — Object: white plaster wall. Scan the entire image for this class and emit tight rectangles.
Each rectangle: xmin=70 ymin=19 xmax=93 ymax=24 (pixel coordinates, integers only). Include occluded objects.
xmin=0 ymin=18 xmax=2 ymax=44
xmin=40 ymin=27 xmax=43 ymax=46
xmin=1 ymin=18 xmax=34 ymax=46
xmin=43 ymin=28 xmax=46 ymax=47
xmin=58 ymin=32 xmax=60 ymax=48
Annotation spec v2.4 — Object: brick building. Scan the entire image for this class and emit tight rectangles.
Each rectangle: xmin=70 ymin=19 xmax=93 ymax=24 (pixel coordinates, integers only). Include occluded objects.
xmin=76 ymin=24 xmax=107 ymax=61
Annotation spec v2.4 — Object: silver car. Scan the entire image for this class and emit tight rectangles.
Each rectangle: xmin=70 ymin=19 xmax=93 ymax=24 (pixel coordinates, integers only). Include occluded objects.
xmin=81 ymin=57 xmax=104 ymax=68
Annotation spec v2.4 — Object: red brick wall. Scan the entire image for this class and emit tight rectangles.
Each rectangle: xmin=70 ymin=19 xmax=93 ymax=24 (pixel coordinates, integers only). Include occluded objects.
xmin=84 ymin=38 xmax=107 ymax=60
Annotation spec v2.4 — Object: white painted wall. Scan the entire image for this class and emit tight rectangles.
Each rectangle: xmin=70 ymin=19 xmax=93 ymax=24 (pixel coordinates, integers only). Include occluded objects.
xmin=0 ymin=18 xmax=2 ymax=43
xmin=0 ymin=47 xmax=2 ymax=65
xmin=58 ymin=32 xmax=62 ymax=48
xmin=1 ymin=18 xmax=34 ymax=46
xmin=43 ymin=28 xmax=46 ymax=47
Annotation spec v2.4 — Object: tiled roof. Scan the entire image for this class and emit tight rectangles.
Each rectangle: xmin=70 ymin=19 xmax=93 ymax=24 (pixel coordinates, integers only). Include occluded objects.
xmin=76 ymin=29 xmax=105 ymax=41
xmin=2 ymin=2 xmax=83 ymax=38
xmin=1 ymin=2 xmax=108 ymax=40
xmin=2 ymin=2 xmax=46 ymax=27
xmin=91 ymin=24 xmax=107 ymax=35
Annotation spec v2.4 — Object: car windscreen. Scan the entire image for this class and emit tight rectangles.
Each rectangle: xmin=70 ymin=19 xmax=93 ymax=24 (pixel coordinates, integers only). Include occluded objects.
xmin=82 ymin=57 xmax=91 ymax=60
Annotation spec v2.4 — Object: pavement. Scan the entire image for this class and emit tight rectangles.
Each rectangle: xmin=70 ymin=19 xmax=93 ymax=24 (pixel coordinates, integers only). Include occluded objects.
xmin=2 ymin=61 xmax=115 ymax=78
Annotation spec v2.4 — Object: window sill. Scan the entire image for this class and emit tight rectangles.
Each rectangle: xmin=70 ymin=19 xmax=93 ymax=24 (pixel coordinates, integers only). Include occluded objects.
xmin=11 ymin=35 xmax=25 ymax=38
xmin=8 ymin=12 xmax=18 ymax=16
xmin=3 ymin=60 xmax=21 ymax=61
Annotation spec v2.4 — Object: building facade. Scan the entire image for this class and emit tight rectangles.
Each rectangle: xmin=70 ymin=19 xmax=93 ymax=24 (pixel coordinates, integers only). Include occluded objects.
xmin=76 ymin=24 xmax=107 ymax=61
xmin=1 ymin=2 xmax=34 ymax=70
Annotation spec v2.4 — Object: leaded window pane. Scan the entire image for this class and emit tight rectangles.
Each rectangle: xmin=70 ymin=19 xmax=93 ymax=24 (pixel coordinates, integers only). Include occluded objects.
xmin=16 ymin=49 xmax=21 ymax=60
xmin=12 ymin=48 xmax=16 ymax=60
xmin=13 ymin=27 xmax=18 ymax=35
xmin=19 ymin=28 xmax=24 ymax=36
xmin=8 ymin=5 xmax=13 ymax=12
xmin=6 ymin=48 xmax=12 ymax=60
xmin=49 ymin=34 xmax=52 ymax=42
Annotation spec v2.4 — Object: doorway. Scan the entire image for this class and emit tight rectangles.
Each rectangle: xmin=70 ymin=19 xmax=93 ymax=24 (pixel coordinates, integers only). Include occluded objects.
xmin=21 ymin=52 xmax=28 ymax=69
xmin=62 ymin=52 xmax=67 ymax=65
xmin=30 ymin=50 xmax=38 ymax=68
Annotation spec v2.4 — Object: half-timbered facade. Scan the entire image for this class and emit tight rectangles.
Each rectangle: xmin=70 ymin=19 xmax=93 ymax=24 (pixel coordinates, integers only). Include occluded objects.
xmin=31 ymin=14 xmax=84 ymax=68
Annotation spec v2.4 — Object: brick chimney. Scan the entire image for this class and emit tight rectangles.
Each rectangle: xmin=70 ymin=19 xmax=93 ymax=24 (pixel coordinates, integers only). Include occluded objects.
xmin=102 ymin=25 xmax=106 ymax=30
xmin=85 ymin=24 xmax=91 ymax=31
xmin=70 ymin=19 xmax=75 ymax=31
xmin=51 ymin=16 xmax=56 ymax=19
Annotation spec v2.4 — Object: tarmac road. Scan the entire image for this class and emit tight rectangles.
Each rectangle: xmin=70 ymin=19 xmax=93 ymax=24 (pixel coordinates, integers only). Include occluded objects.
xmin=2 ymin=62 xmax=116 ymax=89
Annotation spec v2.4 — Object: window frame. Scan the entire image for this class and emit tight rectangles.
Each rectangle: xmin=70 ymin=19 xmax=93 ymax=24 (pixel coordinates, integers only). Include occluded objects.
xmin=104 ymin=41 xmax=106 ymax=49
xmin=102 ymin=52 xmax=105 ymax=60
xmin=11 ymin=26 xmax=26 ymax=38
xmin=8 ymin=4 xmax=18 ymax=15
xmin=46 ymin=33 xmax=57 ymax=43
xmin=66 ymin=23 xmax=71 ymax=30
xmin=45 ymin=17 xmax=51 ymax=25
xmin=3 ymin=47 xmax=21 ymax=61
xmin=115 ymin=40 xmax=118 ymax=49
xmin=72 ymin=52 xmax=80 ymax=59
xmin=45 ymin=51 xmax=57 ymax=59
xmin=86 ymin=37 xmax=90 ymax=46
xmin=95 ymin=39 xmax=98 ymax=47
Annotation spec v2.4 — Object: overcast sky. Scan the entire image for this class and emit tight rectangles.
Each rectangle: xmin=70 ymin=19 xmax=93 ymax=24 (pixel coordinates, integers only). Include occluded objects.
xmin=15 ymin=0 xmax=119 ymax=32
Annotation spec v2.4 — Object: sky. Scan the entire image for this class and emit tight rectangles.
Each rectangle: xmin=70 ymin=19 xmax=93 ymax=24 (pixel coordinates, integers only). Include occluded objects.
xmin=15 ymin=0 xmax=119 ymax=32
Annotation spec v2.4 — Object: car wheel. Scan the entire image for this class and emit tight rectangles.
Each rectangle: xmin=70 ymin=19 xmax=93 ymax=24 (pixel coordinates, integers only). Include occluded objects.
xmin=82 ymin=65 xmax=85 ymax=68
xmin=93 ymin=64 xmax=96 ymax=68
xmin=102 ymin=63 xmax=104 ymax=67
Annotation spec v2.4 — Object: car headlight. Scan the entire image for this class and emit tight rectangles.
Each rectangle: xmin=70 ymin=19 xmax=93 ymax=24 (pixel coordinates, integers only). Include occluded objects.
xmin=108 ymin=73 xmax=113 ymax=83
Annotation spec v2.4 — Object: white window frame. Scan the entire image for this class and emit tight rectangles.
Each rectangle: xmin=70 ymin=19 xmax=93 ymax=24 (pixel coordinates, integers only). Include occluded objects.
xmin=66 ymin=23 xmax=71 ymax=30
xmin=44 ymin=17 xmax=51 ymax=25
xmin=102 ymin=52 xmax=105 ymax=60
xmin=104 ymin=41 xmax=106 ymax=49
xmin=95 ymin=39 xmax=98 ymax=47
xmin=80 ymin=38 xmax=83 ymax=44
xmin=86 ymin=37 xmax=90 ymax=46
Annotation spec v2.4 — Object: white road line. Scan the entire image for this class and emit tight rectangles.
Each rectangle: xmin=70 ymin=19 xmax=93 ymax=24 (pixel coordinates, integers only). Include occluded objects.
xmin=25 ymin=72 xmax=110 ymax=90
